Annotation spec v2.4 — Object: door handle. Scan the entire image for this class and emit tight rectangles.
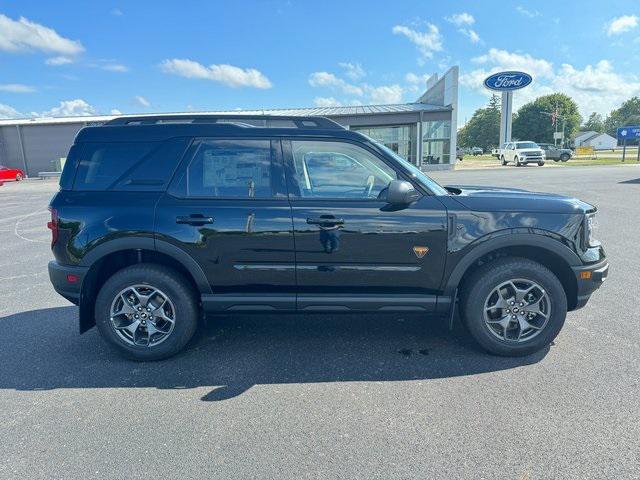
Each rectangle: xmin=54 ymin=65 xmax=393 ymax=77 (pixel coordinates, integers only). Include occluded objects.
xmin=176 ymin=214 xmax=214 ymax=226
xmin=306 ymin=217 xmax=345 ymax=226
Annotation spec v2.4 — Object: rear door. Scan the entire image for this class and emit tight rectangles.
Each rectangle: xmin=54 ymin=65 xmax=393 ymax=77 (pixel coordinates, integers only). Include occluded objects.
xmin=283 ymin=138 xmax=448 ymax=311
xmin=155 ymin=137 xmax=296 ymax=310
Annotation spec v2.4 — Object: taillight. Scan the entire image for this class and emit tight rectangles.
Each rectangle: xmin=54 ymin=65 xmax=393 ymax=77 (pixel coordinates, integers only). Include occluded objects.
xmin=47 ymin=207 xmax=59 ymax=247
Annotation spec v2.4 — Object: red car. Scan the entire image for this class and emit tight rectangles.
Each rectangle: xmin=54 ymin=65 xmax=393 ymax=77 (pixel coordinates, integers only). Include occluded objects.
xmin=0 ymin=165 xmax=25 ymax=181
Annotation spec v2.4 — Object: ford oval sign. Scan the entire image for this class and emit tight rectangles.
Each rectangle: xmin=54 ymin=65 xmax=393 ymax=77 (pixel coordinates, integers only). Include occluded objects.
xmin=484 ymin=71 xmax=532 ymax=91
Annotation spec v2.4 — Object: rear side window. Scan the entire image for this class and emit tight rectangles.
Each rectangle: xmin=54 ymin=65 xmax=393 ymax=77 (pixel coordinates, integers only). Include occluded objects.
xmin=172 ymin=139 xmax=278 ymax=198
xmin=59 ymin=144 xmax=82 ymax=190
xmin=73 ymin=138 xmax=188 ymax=191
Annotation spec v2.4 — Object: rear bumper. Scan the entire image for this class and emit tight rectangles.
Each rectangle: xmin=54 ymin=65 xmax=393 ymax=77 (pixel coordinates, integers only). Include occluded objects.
xmin=572 ymin=259 xmax=609 ymax=310
xmin=48 ymin=261 xmax=88 ymax=305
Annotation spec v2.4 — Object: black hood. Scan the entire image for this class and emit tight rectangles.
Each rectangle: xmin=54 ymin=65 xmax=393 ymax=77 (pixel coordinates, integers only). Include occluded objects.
xmin=445 ymin=185 xmax=594 ymax=214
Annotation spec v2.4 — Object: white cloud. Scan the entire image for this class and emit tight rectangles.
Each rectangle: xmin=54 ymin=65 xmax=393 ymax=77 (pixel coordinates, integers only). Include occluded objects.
xmin=160 ymin=59 xmax=272 ymax=89
xmin=110 ymin=108 xmax=122 ymax=115
xmin=461 ymin=48 xmax=640 ymax=117
xmin=313 ymin=97 xmax=343 ymax=107
xmin=0 ymin=103 xmax=21 ymax=119
xmin=308 ymin=71 xmax=363 ymax=95
xmin=339 ymin=62 xmax=365 ymax=80
xmin=39 ymin=99 xmax=96 ymax=117
xmin=472 ymin=48 xmax=554 ymax=78
xmin=0 ymin=14 xmax=84 ymax=55
xmin=0 ymin=83 xmax=36 ymax=93
xmin=606 ymin=15 xmax=638 ymax=36
xmin=461 ymin=29 xmax=481 ymax=43
xmin=364 ymin=84 xmax=404 ymax=104
xmin=445 ymin=13 xmax=474 ymax=26
xmin=516 ymin=6 xmax=540 ymax=18
xmin=405 ymin=72 xmax=430 ymax=84
xmin=45 ymin=56 xmax=73 ymax=66
xmin=134 ymin=95 xmax=151 ymax=108
xmin=101 ymin=63 xmax=128 ymax=72
xmin=392 ymin=23 xmax=443 ymax=59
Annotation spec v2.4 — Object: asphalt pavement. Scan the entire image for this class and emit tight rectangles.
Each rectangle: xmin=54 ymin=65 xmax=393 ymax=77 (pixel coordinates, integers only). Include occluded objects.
xmin=1 ymin=165 xmax=638 ymax=479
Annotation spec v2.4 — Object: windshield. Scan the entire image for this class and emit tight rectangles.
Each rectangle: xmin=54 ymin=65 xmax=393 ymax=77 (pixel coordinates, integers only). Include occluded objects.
xmin=516 ymin=142 xmax=539 ymax=149
xmin=376 ymin=143 xmax=449 ymax=196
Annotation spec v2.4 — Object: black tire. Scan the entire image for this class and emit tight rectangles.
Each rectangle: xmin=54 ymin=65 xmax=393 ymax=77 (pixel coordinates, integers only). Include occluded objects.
xmin=15 ymin=173 xmax=23 ymax=181
xmin=515 ymin=156 xmax=521 ymax=167
xmin=538 ymin=161 xmax=545 ymax=166
xmin=560 ymin=154 xmax=569 ymax=162
xmin=95 ymin=263 xmax=199 ymax=361
xmin=500 ymin=155 xmax=507 ymax=166
xmin=460 ymin=257 xmax=567 ymax=357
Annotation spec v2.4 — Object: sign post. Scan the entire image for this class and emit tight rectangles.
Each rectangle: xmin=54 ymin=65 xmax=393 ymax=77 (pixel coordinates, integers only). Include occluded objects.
xmin=484 ymin=71 xmax=533 ymax=146
xmin=617 ymin=126 xmax=640 ymax=163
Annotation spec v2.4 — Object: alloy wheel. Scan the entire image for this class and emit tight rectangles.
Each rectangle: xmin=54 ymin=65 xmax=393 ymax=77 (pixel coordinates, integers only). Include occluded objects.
xmin=483 ymin=278 xmax=551 ymax=342
xmin=109 ymin=284 xmax=176 ymax=347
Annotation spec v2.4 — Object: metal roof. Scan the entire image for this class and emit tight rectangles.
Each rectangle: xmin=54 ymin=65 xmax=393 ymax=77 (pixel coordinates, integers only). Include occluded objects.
xmin=0 ymin=102 xmax=450 ymax=127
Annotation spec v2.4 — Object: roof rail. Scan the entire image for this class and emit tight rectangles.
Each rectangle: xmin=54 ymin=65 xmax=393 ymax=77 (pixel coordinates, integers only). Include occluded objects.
xmin=104 ymin=114 xmax=344 ymax=129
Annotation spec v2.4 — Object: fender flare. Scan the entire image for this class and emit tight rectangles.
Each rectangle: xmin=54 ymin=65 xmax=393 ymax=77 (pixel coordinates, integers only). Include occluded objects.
xmin=79 ymin=236 xmax=211 ymax=294
xmin=443 ymin=232 xmax=581 ymax=296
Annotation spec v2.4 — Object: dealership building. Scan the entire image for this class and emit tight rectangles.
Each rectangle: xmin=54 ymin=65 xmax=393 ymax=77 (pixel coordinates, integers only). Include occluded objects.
xmin=0 ymin=67 xmax=458 ymax=177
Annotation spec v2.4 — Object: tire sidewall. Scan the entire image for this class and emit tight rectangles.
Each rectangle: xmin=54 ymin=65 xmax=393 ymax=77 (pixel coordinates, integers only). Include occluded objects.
xmin=95 ymin=264 xmax=199 ymax=361
xmin=462 ymin=259 xmax=568 ymax=356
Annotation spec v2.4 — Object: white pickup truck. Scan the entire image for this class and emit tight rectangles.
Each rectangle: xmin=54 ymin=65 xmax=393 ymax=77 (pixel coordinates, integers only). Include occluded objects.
xmin=497 ymin=141 xmax=545 ymax=167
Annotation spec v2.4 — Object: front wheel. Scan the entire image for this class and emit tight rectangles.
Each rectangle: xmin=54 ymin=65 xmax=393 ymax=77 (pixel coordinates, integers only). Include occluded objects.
xmin=460 ymin=257 xmax=567 ymax=356
xmin=515 ymin=156 xmax=522 ymax=167
xmin=560 ymin=154 xmax=570 ymax=162
xmin=538 ymin=161 xmax=545 ymax=166
xmin=15 ymin=173 xmax=23 ymax=181
xmin=95 ymin=263 xmax=199 ymax=361
xmin=500 ymin=155 xmax=507 ymax=166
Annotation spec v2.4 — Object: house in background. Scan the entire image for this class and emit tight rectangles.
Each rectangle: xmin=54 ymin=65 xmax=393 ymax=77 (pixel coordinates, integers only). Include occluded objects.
xmin=573 ymin=131 xmax=617 ymax=150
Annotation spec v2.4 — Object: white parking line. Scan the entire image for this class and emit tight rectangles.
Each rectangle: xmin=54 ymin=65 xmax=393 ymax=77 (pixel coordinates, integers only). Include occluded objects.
xmin=13 ymin=210 xmax=49 ymax=244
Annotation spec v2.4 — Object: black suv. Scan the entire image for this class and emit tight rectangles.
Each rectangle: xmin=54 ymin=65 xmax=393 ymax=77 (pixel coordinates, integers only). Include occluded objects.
xmin=48 ymin=115 xmax=608 ymax=360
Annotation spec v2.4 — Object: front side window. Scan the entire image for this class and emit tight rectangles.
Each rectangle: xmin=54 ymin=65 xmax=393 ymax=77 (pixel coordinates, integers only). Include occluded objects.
xmin=516 ymin=142 xmax=538 ymax=149
xmin=178 ymin=139 xmax=274 ymax=198
xmin=289 ymin=140 xmax=397 ymax=199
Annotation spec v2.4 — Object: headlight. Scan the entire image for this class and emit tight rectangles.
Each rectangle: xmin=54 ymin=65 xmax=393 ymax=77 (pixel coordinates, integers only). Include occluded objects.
xmin=585 ymin=213 xmax=599 ymax=247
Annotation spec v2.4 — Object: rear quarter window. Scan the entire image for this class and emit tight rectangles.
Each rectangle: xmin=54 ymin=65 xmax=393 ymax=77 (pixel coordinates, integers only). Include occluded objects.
xmin=73 ymin=138 xmax=189 ymax=191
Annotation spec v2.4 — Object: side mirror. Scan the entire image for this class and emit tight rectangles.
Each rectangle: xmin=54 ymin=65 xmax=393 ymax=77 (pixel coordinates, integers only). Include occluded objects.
xmin=385 ymin=179 xmax=420 ymax=205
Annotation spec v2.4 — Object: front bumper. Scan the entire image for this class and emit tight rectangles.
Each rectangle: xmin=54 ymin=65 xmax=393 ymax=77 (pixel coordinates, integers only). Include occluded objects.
xmin=48 ymin=261 xmax=89 ymax=305
xmin=572 ymin=259 xmax=609 ymax=310
xmin=523 ymin=155 xmax=545 ymax=162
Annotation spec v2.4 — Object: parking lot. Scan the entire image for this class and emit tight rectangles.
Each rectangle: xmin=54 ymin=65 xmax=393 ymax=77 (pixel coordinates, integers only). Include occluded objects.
xmin=1 ymin=165 xmax=638 ymax=479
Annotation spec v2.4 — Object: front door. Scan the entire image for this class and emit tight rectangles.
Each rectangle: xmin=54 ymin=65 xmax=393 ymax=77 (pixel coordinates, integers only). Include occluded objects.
xmin=155 ymin=138 xmax=296 ymax=310
xmin=283 ymin=139 xmax=448 ymax=311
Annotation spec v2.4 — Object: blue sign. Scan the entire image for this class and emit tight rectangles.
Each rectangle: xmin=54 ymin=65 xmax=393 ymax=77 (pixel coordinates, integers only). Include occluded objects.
xmin=484 ymin=71 xmax=533 ymax=91
xmin=617 ymin=126 xmax=640 ymax=140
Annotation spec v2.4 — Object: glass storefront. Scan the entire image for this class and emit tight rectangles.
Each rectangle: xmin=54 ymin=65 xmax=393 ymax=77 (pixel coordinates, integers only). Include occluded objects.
xmin=351 ymin=124 xmax=417 ymax=164
xmin=422 ymin=120 xmax=451 ymax=165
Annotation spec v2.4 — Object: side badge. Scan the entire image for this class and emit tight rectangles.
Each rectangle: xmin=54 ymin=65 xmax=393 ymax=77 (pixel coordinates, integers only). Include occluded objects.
xmin=413 ymin=246 xmax=429 ymax=258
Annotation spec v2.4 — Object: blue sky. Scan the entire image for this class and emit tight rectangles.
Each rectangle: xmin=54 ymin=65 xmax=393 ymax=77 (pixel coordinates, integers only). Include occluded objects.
xmin=0 ymin=0 xmax=638 ymax=126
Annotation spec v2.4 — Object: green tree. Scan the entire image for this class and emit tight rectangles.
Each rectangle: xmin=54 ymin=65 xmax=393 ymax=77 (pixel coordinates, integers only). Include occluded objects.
xmin=604 ymin=97 xmax=640 ymax=137
xmin=583 ymin=112 xmax=604 ymax=133
xmin=458 ymin=94 xmax=500 ymax=151
xmin=512 ymin=93 xmax=581 ymax=145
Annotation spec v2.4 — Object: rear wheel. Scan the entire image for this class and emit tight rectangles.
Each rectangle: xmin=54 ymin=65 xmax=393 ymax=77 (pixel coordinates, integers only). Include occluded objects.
xmin=15 ymin=173 xmax=23 ymax=181
xmin=460 ymin=257 xmax=567 ymax=356
xmin=95 ymin=263 xmax=199 ymax=361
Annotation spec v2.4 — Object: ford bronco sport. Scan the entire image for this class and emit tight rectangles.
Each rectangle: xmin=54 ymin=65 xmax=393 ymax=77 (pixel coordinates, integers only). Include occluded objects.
xmin=48 ymin=115 xmax=608 ymax=360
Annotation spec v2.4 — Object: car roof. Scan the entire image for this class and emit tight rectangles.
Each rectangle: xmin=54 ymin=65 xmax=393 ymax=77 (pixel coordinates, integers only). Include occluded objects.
xmin=75 ymin=114 xmax=364 ymax=143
